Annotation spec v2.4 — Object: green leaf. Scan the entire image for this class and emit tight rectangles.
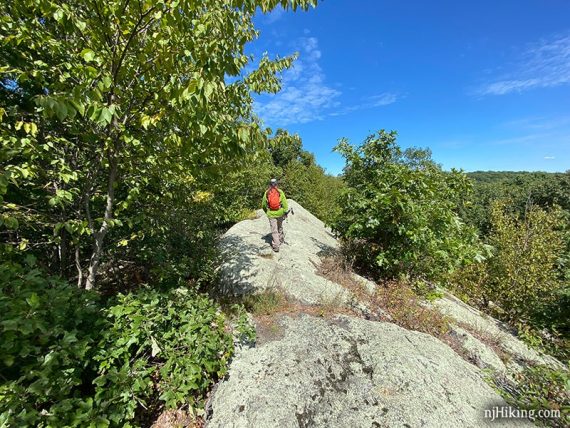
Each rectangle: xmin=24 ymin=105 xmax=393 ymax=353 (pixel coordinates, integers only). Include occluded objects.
xmin=102 ymin=76 xmax=113 ymax=89
xmin=69 ymin=99 xmax=85 ymax=116
xmin=81 ymin=49 xmax=96 ymax=63
xmin=150 ymin=337 xmax=161 ymax=357
xmin=53 ymin=8 xmax=64 ymax=22
xmin=54 ymin=100 xmax=68 ymax=121
xmin=26 ymin=293 xmax=40 ymax=309
xmin=97 ymin=107 xmax=113 ymax=125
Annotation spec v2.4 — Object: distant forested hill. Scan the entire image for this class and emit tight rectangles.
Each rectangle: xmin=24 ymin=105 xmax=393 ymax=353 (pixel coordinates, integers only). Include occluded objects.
xmin=463 ymin=171 xmax=570 ymax=235
xmin=467 ymin=170 xmax=569 ymax=185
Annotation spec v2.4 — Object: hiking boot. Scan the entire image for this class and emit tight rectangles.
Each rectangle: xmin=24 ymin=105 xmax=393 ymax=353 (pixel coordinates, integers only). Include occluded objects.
xmin=272 ymin=247 xmax=280 ymax=253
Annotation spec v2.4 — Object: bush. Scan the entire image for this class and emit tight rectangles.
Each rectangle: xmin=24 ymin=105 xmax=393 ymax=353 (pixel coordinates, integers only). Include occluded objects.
xmin=497 ymin=365 xmax=570 ymax=428
xmin=281 ymin=160 xmax=345 ymax=224
xmin=0 ymin=261 xmax=235 ymax=427
xmin=93 ymin=288 xmax=234 ymax=425
xmin=332 ymin=130 xmax=481 ymax=283
xmin=451 ymin=201 xmax=569 ymax=359
xmin=453 ymin=201 xmax=565 ymax=323
xmin=0 ymin=260 xmax=104 ymax=427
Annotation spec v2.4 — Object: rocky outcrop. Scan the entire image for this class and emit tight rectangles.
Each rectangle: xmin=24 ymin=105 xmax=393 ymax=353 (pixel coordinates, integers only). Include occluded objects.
xmin=433 ymin=292 xmax=564 ymax=373
xmin=218 ymin=200 xmax=349 ymax=305
xmin=208 ymin=200 xmax=551 ymax=427
xmin=207 ymin=314 xmax=529 ymax=428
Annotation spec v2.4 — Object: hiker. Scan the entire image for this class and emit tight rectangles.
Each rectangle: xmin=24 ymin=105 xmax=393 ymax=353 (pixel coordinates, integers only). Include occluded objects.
xmin=262 ymin=178 xmax=288 ymax=252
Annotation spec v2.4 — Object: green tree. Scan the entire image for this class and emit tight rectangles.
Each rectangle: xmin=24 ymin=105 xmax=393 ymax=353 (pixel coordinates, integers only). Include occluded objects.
xmin=281 ymin=159 xmax=344 ymax=223
xmin=0 ymin=0 xmax=317 ymax=289
xmin=332 ymin=130 xmax=480 ymax=282
xmin=458 ymin=201 xmax=566 ymax=323
xmin=268 ymin=129 xmax=304 ymax=168
xmin=266 ymin=129 xmax=345 ymax=223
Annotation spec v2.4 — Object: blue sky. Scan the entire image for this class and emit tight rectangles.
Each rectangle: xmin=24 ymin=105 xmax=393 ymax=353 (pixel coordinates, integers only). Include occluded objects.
xmin=250 ymin=0 xmax=570 ymax=175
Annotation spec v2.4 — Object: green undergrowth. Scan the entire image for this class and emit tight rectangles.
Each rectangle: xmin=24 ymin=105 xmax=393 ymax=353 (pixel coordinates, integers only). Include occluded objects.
xmin=493 ymin=365 xmax=570 ymax=428
xmin=0 ymin=260 xmax=239 ymax=427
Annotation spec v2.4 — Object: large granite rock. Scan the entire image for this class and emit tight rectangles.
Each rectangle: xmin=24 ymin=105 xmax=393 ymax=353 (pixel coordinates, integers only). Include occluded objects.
xmin=207 ymin=314 xmax=528 ymax=428
xmin=218 ymin=200 xmax=349 ymax=305
xmin=207 ymin=199 xmax=557 ymax=427
xmin=433 ymin=292 xmax=564 ymax=372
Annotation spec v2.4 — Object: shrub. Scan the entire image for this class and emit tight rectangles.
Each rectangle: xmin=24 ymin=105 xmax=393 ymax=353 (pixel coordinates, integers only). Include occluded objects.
xmin=453 ymin=201 xmax=565 ymax=324
xmin=281 ymin=160 xmax=345 ymax=224
xmin=93 ymin=288 xmax=234 ymax=425
xmin=0 ymin=260 xmax=105 ymax=427
xmin=450 ymin=201 xmax=569 ymax=359
xmin=496 ymin=365 xmax=570 ymax=428
xmin=332 ymin=130 xmax=481 ymax=283
xmin=0 ymin=261 xmax=235 ymax=427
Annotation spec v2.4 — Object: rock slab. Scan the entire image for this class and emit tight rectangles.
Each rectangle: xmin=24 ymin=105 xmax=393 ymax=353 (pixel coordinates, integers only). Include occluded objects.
xmin=207 ymin=314 xmax=530 ymax=428
xmin=218 ymin=200 xmax=349 ymax=305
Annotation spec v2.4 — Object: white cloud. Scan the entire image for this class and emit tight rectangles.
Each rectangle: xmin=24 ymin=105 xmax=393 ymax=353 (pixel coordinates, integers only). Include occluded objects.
xmin=329 ymin=93 xmax=400 ymax=117
xmin=255 ymin=37 xmax=399 ymax=126
xmin=264 ymin=6 xmax=285 ymax=24
xmin=502 ymin=115 xmax=570 ymax=131
xmin=369 ymin=93 xmax=399 ymax=106
xmin=544 ymin=156 xmax=556 ymax=160
xmin=477 ymin=33 xmax=570 ymax=95
xmin=492 ymin=133 xmax=551 ymax=145
xmin=254 ymin=37 xmax=341 ymax=126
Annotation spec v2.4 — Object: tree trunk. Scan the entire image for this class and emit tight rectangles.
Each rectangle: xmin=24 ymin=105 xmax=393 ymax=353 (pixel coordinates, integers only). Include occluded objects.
xmin=85 ymin=155 xmax=118 ymax=290
xmin=75 ymin=244 xmax=83 ymax=288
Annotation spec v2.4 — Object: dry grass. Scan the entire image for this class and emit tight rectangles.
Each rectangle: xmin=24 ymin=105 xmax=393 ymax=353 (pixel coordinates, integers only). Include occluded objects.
xmin=244 ymin=288 xmax=355 ymax=345
xmin=315 ymin=253 xmax=523 ymax=370
xmin=244 ymin=288 xmax=353 ymax=319
xmin=316 ymin=254 xmax=451 ymax=339
xmin=374 ymin=281 xmax=451 ymax=338
xmin=315 ymin=254 xmax=363 ymax=292
xmin=240 ymin=288 xmax=287 ymax=316
xmin=454 ymin=321 xmax=512 ymax=363
xmin=151 ymin=409 xmax=202 ymax=428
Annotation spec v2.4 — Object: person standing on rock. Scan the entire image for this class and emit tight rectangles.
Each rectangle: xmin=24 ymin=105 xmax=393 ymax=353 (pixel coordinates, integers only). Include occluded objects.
xmin=262 ymin=178 xmax=288 ymax=252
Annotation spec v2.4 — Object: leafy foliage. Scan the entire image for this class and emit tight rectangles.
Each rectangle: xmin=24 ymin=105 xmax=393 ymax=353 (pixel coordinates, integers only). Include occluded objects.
xmin=258 ymin=129 xmax=346 ymax=223
xmin=497 ymin=365 xmax=570 ymax=428
xmin=93 ymin=288 xmax=234 ymax=425
xmin=451 ymin=201 xmax=569 ymax=358
xmin=281 ymin=159 xmax=344 ymax=224
xmin=332 ymin=130 xmax=480 ymax=282
xmin=0 ymin=0 xmax=316 ymax=289
xmin=0 ymin=260 xmax=235 ymax=427
xmin=1 ymin=1 xmax=321 ymax=423
xmin=463 ymin=171 xmax=570 ymax=235
xmin=0 ymin=260 xmax=104 ymax=427
xmin=452 ymin=202 xmax=565 ymax=320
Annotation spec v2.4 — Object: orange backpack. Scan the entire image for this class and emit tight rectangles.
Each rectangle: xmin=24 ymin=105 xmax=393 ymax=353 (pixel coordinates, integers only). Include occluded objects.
xmin=267 ymin=187 xmax=281 ymax=210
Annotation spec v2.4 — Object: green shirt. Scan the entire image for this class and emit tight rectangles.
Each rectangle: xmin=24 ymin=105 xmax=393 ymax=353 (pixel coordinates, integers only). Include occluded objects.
xmin=262 ymin=188 xmax=288 ymax=218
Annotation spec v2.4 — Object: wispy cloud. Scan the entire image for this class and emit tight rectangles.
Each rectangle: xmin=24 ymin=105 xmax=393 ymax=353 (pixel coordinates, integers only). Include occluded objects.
xmin=477 ymin=33 xmax=570 ymax=96
xmin=263 ymin=6 xmax=285 ymax=25
xmin=254 ymin=37 xmax=341 ymax=126
xmin=329 ymin=92 xmax=400 ymax=117
xmin=502 ymin=115 xmax=570 ymax=131
xmin=544 ymin=156 xmax=556 ymax=160
xmin=255 ymin=37 xmax=399 ymax=126
xmin=492 ymin=133 xmax=552 ymax=145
